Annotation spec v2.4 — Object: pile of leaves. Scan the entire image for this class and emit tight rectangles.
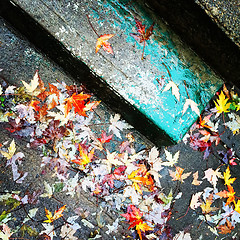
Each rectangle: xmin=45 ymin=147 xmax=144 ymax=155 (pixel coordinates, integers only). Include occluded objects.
xmin=1 ymin=70 xmax=240 ymax=240
xmin=0 ymin=71 xmax=176 ymax=239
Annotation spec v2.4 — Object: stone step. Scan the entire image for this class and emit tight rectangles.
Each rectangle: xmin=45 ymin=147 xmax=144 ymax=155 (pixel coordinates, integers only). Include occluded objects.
xmin=0 ymin=0 xmax=223 ymax=145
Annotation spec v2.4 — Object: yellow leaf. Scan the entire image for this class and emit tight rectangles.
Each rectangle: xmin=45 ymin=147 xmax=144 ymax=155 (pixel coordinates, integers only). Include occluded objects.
xmin=72 ymin=145 xmax=94 ymax=169
xmin=234 ymin=200 xmax=240 ymax=214
xmin=214 ymin=91 xmax=231 ymax=113
xmin=44 ymin=205 xmax=66 ymax=223
xmin=96 ymin=34 xmax=114 ymax=55
xmin=44 ymin=208 xmax=53 ymax=223
xmin=0 ymin=139 xmax=16 ymax=159
xmin=200 ymin=194 xmax=218 ymax=214
xmin=224 ymin=166 xmax=236 ymax=186
xmin=132 ymin=182 xmax=142 ymax=194
xmin=136 ymin=222 xmax=153 ymax=240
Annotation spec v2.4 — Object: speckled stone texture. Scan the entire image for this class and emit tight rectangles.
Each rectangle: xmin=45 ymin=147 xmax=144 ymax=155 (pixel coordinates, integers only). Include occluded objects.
xmin=196 ymin=0 xmax=240 ymax=48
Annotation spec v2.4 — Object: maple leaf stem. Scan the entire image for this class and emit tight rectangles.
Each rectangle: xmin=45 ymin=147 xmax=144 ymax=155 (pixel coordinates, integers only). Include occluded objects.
xmin=141 ymin=40 xmax=146 ymax=60
xmin=21 ymin=203 xmax=36 ymax=222
xmin=86 ymin=14 xmax=100 ymax=38
xmin=52 ymin=194 xmax=64 ymax=204
xmin=222 ymin=112 xmax=227 ymax=129
xmin=176 ymin=206 xmax=190 ymax=220
xmin=183 ymin=80 xmax=191 ymax=99
xmin=216 ymin=210 xmax=234 ymax=226
xmin=162 ymin=63 xmax=173 ymax=82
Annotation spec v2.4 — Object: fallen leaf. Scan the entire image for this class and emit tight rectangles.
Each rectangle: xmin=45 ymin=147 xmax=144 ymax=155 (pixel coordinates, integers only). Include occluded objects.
xmin=182 ymin=99 xmax=200 ymax=116
xmin=190 ymin=192 xmax=203 ymax=210
xmin=130 ymin=17 xmax=154 ymax=59
xmin=223 ymin=166 xmax=236 ymax=186
xmin=44 ymin=205 xmax=66 ymax=223
xmin=192 ymin=171 xmax=202 ymax=186
xmin=96 ymin=34 xmax=114 ymax=55
xmin=200 ymin=194 xmax=218 ymax=214
xmin=40 ymin=181 xmax=53 ymax=198
xmin=97 ymin=131 xmax=113 ymax=144
xmin=72 ymin=145 xmax=94 ymax=169
xmin=214 ymin=91 xmax=231 ymax=113
xmin=216 ymin=184 xmax=235 ymax=206
xmin=225 ymin=112 xmax=240 ymax=134
xmin=0 ymin=139 xmax=16 ymax=159
xmin=234 ymin=200 xmax=240 ymax=214
xmin=108 ymin=114 xmax=132 ymax=139
xmin=0 ymin=224 xmax=13 ymax=240
xmin=22 ymin=71 xmax=39 ymax=94
xmin=203 ymin=168 xmax=223 ymax=188
xmin=173 ymin=231 xmax=192 ymax=240
xmin=163 ymin=81 xmax=180 ymax=101
xmin=162 ymin=149 xmax=179 ymax=167
xmin=135 ymin=222 xmax=153 ymax=240
xmin=60 ymin=224 xmax=78 ymax=240
xmin=169 ymin=167 xmax=191 ymax=182
xmin=64 ymin=92 xmax=91 ymax=116
xmin=217 ymin=219 xmax=234 ymax=234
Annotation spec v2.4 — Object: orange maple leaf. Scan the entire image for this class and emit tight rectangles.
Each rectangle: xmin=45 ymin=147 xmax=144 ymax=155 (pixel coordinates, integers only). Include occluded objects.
xmin=135 ymin=222 xmax=153 ymax=240
xmin=72 ymin=145 xmax=94 ymax=168
xmin=217 ymin=219 xmax=234 ymax=234
xmin=216 ymin=184 xmax=235 ymax=206
xmin=64 ymin=92 xmax=91 ymax=116
xmin=128 ymin=165 xmax=154 ymax=193
xmin=44 ymin=205 xmax=66 ymax=223
xmin=198 ymin=114 xmax=212 ymax=129
xmin=96 ymin=34 xmax=114 ymax=55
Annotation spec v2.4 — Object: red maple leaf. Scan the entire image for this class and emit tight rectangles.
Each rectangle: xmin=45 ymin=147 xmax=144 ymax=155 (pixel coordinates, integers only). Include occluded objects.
xmin=130 ymin=17 xmax=154 ymax=60
xmin=97 ymin=131 xmax=113 ymax=143
xmin=64 ymin=92 xmax=91 ymax=116
xmin=121 ymin=204 xmax=143 ymax=228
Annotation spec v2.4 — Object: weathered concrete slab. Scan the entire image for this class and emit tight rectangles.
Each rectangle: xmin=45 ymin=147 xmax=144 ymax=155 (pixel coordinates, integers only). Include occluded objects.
xmin=0 ymin=0 xmax=223 ymax=144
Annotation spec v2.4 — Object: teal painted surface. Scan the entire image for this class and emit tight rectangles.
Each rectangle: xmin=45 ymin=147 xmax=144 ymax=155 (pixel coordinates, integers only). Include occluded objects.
xmin=13 ymin=0 xmax=223 ymax=142
xmin=90 ymin=0 xmax=223 ymax=141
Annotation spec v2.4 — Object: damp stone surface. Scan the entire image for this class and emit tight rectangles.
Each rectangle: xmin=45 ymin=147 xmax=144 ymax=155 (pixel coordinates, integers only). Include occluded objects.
xmin=11 ymin=0 xmax=223 ymax=142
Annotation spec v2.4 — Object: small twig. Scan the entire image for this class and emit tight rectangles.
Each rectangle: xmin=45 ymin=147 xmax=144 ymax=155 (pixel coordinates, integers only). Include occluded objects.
xmin=22 ymin=204 xmax=35 ymax=222
xmin=86 ymin=14 xmax=100 ymax=38
xmin=183 ymin=80 xmax=191 ymax=99
xmin=52 ymin=195 xmax=64 ymax=204
xmin=162 ymin=63 xmax=173 ymax=81
xmin=176 ymin=206 xmax=190 ymax=220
